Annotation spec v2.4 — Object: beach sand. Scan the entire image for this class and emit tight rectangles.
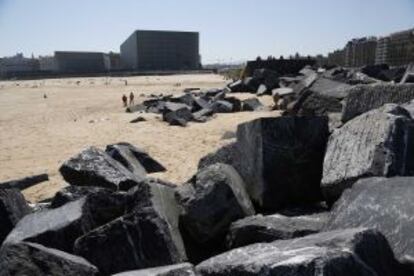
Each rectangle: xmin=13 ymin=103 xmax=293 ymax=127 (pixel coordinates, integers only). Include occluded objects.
xmin=0 ymin=74 xmax=279 ymax=202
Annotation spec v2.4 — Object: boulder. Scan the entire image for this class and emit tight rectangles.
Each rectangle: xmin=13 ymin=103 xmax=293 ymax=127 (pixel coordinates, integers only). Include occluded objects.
xmin=176 ymin=163 xmax=254 ymax=262
xmin=0 ymin=189 xmax=31 ymax=244
xmin=162 ymin=102 xmax=191 ymax=113
xmin=125 ymin=179 xmax=186 ymax=262
xmin=4 ymin=193 xmax=125 ymax=253
xmin=211 ymin=100 xmax=233 ymax=113
xmin=224 ymin=96 xmax=242 ymax=112
xmin=242 ymin=98 xmax=264 ymax=111
xmin=0 ymin=242 xmax=99 ymax=276
xmin=0 ymin=173 xmax=49 ymax=191
xmin=256 ymin=84 xmax=268 ymax=95
xmin=361 ymin=64 xmax=389 ymax=80
xmin=130 ymin=116 xmax=146 ymax=123
xmin=196 ymin=228 xmax=406 ymax=276
xmin=379 ymin=67 xmax=407 ymax=82
xmin=341 ymin=84 xmax=414 ymax=122
xmin=291 ymin=70 xmax=318 ymax=94
xmin=227 ymin=80 xmax=246 ymax=93
xmin=236 ymin=116 xmax=329 ymax=212
xmin=253 ymin=69 xmax=280 ymax=90
xmin=322 ymin=104 xmax=414 ymax=204
xmin=192 ymin=108 xmax=214 ymax=122
xmin=226 ymin=212 xmax=328 ymax=249
xmin=192 ymin=97 xmax=210 ymax=112
xmin=112 ymin=263 xmax=196 ymax=276
xmin=105 ymin=143 xmax=148 ymax=178
xmin=60 ymin=146 xmax=143 ymax=191
xmin=272 ymin=87 xmax=294 ymax=97
xmin=74 ymin=179 xmax=186 ymax=275
xmin=294 ymin=92 xmax=343 ymax=115
xmin=308 ymin=77 xmax=351 ymax=99
xmin=198 ymin=142 xmax=240 ymax=170
xmin=107 ymin=142 xmax=166 ymax=173
xmin=243 ymin=77 xmax=260 ymax=92
xmin=170 ymin=94 xmax=196 ymax=108
xmin=163 ymin=107 xmax=193 ymax=127
xmin=400 ymin=63 xmax=414 ymax=84
xmin=50 ymin=185 xmax=120 ymax=208
xmin=74 ymin=209 xmax=185 ymax=275
xmin=326 ymin=177 xmax=414 ymax=266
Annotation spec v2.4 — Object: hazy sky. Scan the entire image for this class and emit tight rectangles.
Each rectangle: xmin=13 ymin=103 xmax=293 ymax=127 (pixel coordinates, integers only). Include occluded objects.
xmin=0 ymin=0 xmax=413 ymax=63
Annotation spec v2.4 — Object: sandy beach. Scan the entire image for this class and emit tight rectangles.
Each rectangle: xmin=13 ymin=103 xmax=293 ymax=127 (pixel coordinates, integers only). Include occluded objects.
xmin=0 ymin=74 xmax=278 ymax=202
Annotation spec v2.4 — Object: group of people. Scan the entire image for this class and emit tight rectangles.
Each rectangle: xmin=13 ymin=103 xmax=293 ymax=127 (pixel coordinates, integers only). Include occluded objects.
xmin=122 ymin=92 xmax=134 ymax=107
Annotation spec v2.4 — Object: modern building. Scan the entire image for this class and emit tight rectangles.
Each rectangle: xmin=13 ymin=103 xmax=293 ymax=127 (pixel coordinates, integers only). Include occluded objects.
xmin=39 ymin=55 xmax=57 ymax=72
xmin=326 ymin=49 xmax=345 ymax=66
xmin=0 ymin=53 xmax=39 ymax=76
xmin=54 ymin=51 xmax=106 ymax=73
xmin=375 ymin=37 xmax=389 ymax=65
xmin=344 ymin=37 xmax=377 ymax=67
xmin=120 ymin=30 xmax=200 ymax=71
xmin=385 ymin=28 xmax=414 ymax=66
xmin=103 ymin=52 xmax=121 ymax=71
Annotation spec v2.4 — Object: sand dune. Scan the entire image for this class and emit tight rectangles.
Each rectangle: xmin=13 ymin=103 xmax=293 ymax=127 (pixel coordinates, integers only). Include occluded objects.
xmin=0 ymin=74 xmax=279 ymax=202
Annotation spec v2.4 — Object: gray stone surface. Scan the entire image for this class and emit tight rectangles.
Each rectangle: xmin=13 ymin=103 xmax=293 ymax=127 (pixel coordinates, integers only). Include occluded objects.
xmin=237 ymin=116 xmax=329 ymax=212
xmin=0 ymin=242 xmax=99 ymax=276
xmin=0 ymin=173 xmax=49 ymax=191
xmin=326 ymin=177 xmax=414 ymax=266
xmin=309 ymin=77 xmax=351 ymax=99
xmin=126 ymin=179 xmax=187 ymax=262
xmin=242 ymin=98 xmax=264 ymax=111
xmin=341 ymin=84 xmax=414 ymax=122
xmin=176 ymin=163 xmax=254 ymax=244
xmin=50 ymin=185 xmax=113 ymax=208
xmin=112 ymin=263 xmax=195 ymax=276
xmin=4 ymin=193 xmax=125 ymax=253
xmin=163 ymin=107 xmax=193 ymax=126
xmin=211 ymin=100 xmax=233 ymax=113
xmin=105 ymin=143 xmax=148 ymax=177
xmin=0 ymin=189 xmax=31 ymax=244
xmin=106 ymin=142 xmax=166 ymax=174
xmin=294 ymin=92 xmax=343 ymax=115
xmin=60 ymin=146 xmax=143 ymax=191
xmin=272 ymin=87 xmax=294 ymax=97
xmin=197 ymin=141 xmax=240 ymax=170
xmin=256 ymin=84 xmax=268 ymax=95
xmin=74 ymin=209 xmax=185 ymax=275
xmin=176 ymin=163 xmax=254 ymax=263
xmin=226 ymin=212 xmax=328 ymax=249
xmin=196 ymin=228 xmax=405 ymax=276
xmin=322 ymin=104 xmax=414 ymax=203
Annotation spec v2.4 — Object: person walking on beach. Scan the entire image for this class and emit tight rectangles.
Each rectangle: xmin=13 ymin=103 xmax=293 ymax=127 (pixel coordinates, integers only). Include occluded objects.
xmin=129 ymin=92 xmax=135 ymax=106
xmin=122 ymin=94 xmax=128 ymax=107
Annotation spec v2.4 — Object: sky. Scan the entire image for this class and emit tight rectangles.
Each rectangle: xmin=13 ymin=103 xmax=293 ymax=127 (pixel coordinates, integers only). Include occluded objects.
xmin=0 ymin=0 xmax=413 ymax=64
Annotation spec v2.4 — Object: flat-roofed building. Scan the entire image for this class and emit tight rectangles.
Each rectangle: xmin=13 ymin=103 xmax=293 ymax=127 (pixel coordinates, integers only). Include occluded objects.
xmin=386 ymin=28 xmax=414 ymax=66
xmin=344 ymin=37 xmax=377 ymax=67
xmin=120 ymin=30 xmax=200 ymax=71
xmin=39 ymin=55 xmax=57 ymax=72
xmin=54 ymin=51 xmax=106 ymax=73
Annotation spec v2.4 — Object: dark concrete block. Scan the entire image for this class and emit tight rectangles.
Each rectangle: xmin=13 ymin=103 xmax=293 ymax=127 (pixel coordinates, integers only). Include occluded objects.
xmin=0 ymin=189 xmax=31 ymax=244
xmin=60 ymin=146 xmax=143 ymax=191
xmin=197 ymin=228 xmax=404 ymax=276
xmin=236 ymin=116 xmax=329 ymax=212
xmin=322 ymin=104 xmax=414 ymax=204
xmin=0 ymin=242 xmax=99 ymax=276
xmin=326 ymin=176 xmax=414 ymax=266
xmin=227 ymin=212 xmax=328 ymax=249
